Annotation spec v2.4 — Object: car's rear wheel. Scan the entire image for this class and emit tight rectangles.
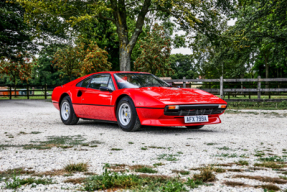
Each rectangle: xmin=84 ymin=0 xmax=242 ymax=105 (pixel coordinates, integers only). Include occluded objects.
xmin=116 ymin=96 xmax=141 ymax=132
xmin=186 ymin=125 xmax=204 ymax=129
xmin=60 ymin=96 xmax=79 ymax=125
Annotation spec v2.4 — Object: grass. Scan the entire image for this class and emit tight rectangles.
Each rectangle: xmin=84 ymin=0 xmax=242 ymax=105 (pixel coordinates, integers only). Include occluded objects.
xmin=24 ymin=135 xmax=86 ymax=150
xmin=128 ymin=142 xmax=134 ymax=144
xmin=157 ymin=154 xmax=179 ymax=161
xmin=134 ymin=167 xmax=158 ymax=173
xmin=258 ymin=156 xmax=286 ymax=162
xmin=141 ymin=147 xmax=148 ymax=150
xmin=254 ymin=162 xmax=285 ymax=169
xmin=213 ymin=168 xmax=226 ymax=173
xmin=83 ymin=168 xmax=206 ymax=191
xmin=31 ymin=131 xmax=41 ymax=134
xmin=0 ymin=168 xmax=34 ymax=181
xmin=153 ymin=162 xmax=164 ymax=167
xmin=215 ymin=153 xmax=238 ymax=158
xmin=226 ymin=100 xmax=287 ymax=110
xmin=111 ymin=148 xmax=122 ymax=151
xmin=5 ymin=176 xmax=53 ymax=189
xmin=172 ymin=170 xmax=190 ymax=175
xmin=218 ymin=146 xmax=230 ymax=150
xmin=64 ymin=163 xmax=88 ymax=172
xmin=206 ymin=143 xmax=217 ymax=145
xmin=148 ymin=146 xmax=166 ymax=149
xmin=236 ymin=160 xmax=249 ymax=166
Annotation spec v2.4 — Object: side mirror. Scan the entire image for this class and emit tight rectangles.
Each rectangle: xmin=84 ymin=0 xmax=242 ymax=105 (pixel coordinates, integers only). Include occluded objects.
xmin=99 ymin=86 xmax=113 ymax=92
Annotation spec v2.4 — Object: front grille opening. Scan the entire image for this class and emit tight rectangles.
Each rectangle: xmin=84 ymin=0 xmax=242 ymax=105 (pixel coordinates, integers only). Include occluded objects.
xmin=164 ymin=105 xmax=226 ymax=116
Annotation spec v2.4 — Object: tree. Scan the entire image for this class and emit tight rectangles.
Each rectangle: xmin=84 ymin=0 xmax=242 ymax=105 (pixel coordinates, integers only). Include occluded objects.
xmin=53 ymin=45 xmax=81 ymax=82
xmin=0 ymin=0 xmax=37 ymax=60
xmin=53 ymin=37 xmax=112 ymax=81
xmin=78 ymin=40 xmax=112 ymax=75
xmin=170 ymin=54 xmax=195 ymax=79
xmin=18 ymin=0 xmax=235 ymax=71
xmin=134 ymin=24 xmax=173 ymax=76
xmin=31 ymin=44 xmax=68 ymax=86
xmin=0 ymin=54 xmax=37 ymax=96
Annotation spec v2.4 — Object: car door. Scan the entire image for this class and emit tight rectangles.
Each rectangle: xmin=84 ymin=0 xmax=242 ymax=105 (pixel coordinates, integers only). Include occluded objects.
xmin=72 ymin=77 xmax=91 ymax=117
xmin=80 ymin=74 xmax=116 ymax=121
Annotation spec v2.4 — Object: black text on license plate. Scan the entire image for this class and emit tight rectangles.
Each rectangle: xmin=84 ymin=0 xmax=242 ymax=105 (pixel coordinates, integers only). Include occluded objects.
xmin=184 ymin=115 xmax=208 ymax=123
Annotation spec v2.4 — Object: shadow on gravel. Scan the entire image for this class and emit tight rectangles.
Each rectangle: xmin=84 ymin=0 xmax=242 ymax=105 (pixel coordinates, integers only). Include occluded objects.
xmin=77 ymin=120 xmax=220 ymax=134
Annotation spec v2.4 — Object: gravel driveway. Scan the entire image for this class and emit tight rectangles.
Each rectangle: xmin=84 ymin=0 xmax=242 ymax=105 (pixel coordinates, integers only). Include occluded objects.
xmin=0 ymin=100 xmax=287 ymax=191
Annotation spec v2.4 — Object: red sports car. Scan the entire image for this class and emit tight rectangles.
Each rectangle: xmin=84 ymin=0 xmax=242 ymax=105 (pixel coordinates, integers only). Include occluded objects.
xmin=52 ymin=71 xmax=227 ymax=132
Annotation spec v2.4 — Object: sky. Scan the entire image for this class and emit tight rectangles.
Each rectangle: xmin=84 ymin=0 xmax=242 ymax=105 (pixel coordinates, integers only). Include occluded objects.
xmin=171 ymin=19 xmax=236 ymax=55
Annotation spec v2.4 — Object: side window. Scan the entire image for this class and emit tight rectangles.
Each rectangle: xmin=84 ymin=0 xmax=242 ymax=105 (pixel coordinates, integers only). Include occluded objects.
xmin=89 ymin=75 xmax=110 ymax=89
xmin=108 ymin=78 xmax=115 ymax=90
xmin=76 ymin=78 xmax=90 ymax=87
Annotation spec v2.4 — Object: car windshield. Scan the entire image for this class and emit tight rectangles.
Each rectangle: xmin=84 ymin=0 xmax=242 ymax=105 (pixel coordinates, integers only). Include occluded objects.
xmin=114 ymin=73 xmax=170 ymax=89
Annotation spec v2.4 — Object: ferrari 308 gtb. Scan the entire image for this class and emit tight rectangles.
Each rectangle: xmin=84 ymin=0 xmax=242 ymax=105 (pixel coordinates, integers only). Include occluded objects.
xmin=52 ymin=71 xmax=227 ymax=132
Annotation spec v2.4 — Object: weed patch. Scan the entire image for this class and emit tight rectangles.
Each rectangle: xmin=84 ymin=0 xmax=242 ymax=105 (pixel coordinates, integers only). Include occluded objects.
xmin=157 ymin=154 xmax=179 ymax=161
xmin=111 ymin=148 xmax=122 ymax=151
xmin=172 ymin=170 xmax=190 ymax=175
xmin=258 ymin=156 xmax=286 ymax=162
xmin=65 ymin=163 xmax=88 ymax=172
xmin=83 ymin=169 xmax=202 ymax=191
xmin=134 ymin=167 xmax=158 ymax=174
xmin=218 ymin=146 xmax=230 ymax=150
xmin=236 ymin=160 xmax=249 ymax=166
xmin=254 ymin=162 xmax=285 ymax=169
xmin=193 ymin=167 xmax=215 ymax=182
xmin=5 ymin=176 xmax=53 ymax=189
xmin=153 ymin=162 xmax=164 ymax=167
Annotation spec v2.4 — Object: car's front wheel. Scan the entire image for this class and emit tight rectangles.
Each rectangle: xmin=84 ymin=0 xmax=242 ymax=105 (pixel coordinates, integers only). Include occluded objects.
xmin=186 ymin=125 xmax=204 ymax=129
xmin=116 ymin=96 xmax=141 ymax=132
xmin=60 ymin=96 xmax=79 ymax=125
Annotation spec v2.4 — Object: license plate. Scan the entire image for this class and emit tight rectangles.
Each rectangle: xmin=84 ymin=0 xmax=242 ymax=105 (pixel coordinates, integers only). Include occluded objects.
xmin=184 ymin=115 xmax=208 ymax=123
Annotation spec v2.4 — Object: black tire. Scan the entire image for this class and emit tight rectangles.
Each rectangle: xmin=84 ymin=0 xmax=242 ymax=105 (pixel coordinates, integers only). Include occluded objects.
xmin=116 ymin=96 xmax=141 ymax=132
xmin=186 ymin=125 xmax=204 ymax=129
xmin=60 ymin=96 xmax=79 ymax=125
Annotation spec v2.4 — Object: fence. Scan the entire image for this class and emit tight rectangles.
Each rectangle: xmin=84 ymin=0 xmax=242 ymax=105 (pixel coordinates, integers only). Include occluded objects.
xmin=165 ymin=76 xmax=287 ymax=102
xmin=0 ymin=85 xmax=54 ymax=100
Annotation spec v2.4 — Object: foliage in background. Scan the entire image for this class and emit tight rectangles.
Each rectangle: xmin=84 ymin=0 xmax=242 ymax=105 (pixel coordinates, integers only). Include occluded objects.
xmin=52 ymin=37 xmax=111 ymax=81
xmin=0 ymin=53 xmax=37 ymax=95
xmin=192 ymin=0 xmax=287 ymax=80
xmin=170 ymin=54 xmax=196 ymax=79
xmin=31 ymin=44 xmax=68 ymax=86
xmin=134 ymin=24 xmax=174 ymax=77
xmin=0 ymin=0 xmax=37 ymax=61
xmin=78 ymin=39 xmax=112 ymax=75
xmin=18 ymin=0 xmax=235 ymax=71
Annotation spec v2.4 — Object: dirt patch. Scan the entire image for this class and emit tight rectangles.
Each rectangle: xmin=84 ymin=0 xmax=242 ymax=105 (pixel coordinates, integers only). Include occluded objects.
xmin=64 ymin=177 xmax=86 ymax=184
xmin=33 ymin=169 xmax=67 ymax=176
xmin=233 ymin=175 xmax=287 ymax=184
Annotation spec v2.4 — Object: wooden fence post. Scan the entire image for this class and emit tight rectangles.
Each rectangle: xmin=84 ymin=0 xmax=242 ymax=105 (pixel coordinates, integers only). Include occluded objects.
xmin=257 ymin=76 xmax=261 ymax=99
xmin=45 ymin=84 xmax=47 ymax=99
xmin=220 ymin=76 xmax=223 ymax=99
xmin=183 ymin=77 xmax=186 ymax=88
xmin=9 ymin=86 xmax=12 ymax=100
xmin=27 ymin=85 xmax=29 ymax=99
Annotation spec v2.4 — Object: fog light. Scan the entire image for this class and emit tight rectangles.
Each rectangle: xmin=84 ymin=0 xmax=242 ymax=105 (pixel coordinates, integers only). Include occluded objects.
xmin=219 ymin=104 xmax=227 ymax=108
xmin=168 ymin=105 xmax=179 ymax=110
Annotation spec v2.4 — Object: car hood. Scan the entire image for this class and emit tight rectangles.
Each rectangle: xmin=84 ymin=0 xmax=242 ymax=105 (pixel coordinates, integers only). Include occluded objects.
xmin=138 ymin=87 xmax=226 ymax=105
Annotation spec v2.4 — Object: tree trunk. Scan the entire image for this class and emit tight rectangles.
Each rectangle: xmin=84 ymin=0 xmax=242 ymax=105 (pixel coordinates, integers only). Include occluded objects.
xmin=110 ymin=0 xmax=151 ymax=71
xmin=119 ymin=48 xmax=131 ymax=71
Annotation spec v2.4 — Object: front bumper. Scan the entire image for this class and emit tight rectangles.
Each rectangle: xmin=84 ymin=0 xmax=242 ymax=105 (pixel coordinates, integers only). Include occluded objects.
xmin=136 ymin=108 xmax=222 ymax=127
